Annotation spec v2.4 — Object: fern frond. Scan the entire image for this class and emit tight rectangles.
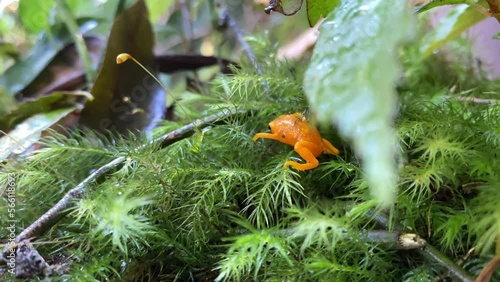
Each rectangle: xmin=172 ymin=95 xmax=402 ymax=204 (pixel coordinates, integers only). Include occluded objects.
xmin=88 ymin=187 xmax=155 ymax=255
xmin=401 ymin=162 xmax=444 ymax=201
xmin=244 ymin=156 xmax=305 ymax=228
xmin=286 ymin=205 xmax=348 ymax=255
xmin=431 ymin=204 xmax=471 ymax=254
xmin=412 ymin=132 xmax=472 ymax=165
xmin=214 ymin=218 xmax=293 ymax=282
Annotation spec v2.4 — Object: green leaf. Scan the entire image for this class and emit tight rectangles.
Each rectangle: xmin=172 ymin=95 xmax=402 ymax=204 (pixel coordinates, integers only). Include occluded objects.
xmin=66 ymin=0 xmax=115 ymax=18
xmin=420 ymin=5 xmax=487 ymax=57
xmin=304 ymin=1 xmax=414 ymax=206
xmin=1 ymin=20 xmax=97 ymax=95
xmin=145 ymin=0 xmax=175 ymax=23
xmin=0 ymin=91 xmax=91 ymax=131
xmin=80 ymin=0 xmax=164 ymax=134
xmin=0 ymin=88 xmax=16 ymax=116
xmin=307 ymin=0 xmax=339 ymax=26
xmin=494 ymin=32 xmax=500 ymax=39
xmin=18 ymin=0 xmax=55 ymax=33
xmin=0 ymin=107 xmax=76 ymax=162
xmin=414 ymin=0 xmax=470 ymax=13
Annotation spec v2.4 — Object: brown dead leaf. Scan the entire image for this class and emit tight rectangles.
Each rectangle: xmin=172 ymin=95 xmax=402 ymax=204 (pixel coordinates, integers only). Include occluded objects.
xmin=277 ymin=19 xmax=323 ymax=60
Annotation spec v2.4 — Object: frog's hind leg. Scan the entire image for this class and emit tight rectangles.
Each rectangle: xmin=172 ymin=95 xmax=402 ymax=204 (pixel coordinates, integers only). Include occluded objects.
xmin=322 ymin=138 xmax=340 ymax=155
xmin=284 ymin=141 xmax=319 ymax=171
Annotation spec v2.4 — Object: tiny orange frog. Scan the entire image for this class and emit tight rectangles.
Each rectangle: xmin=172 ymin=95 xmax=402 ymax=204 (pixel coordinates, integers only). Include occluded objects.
xmin=253 ymin=113 xmax=339 ymax=171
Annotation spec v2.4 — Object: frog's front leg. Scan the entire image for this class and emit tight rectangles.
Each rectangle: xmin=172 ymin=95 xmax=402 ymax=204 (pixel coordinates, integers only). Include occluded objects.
xmin=284 ymin=141 xmax=320 ymax=171
xmin=253 ymin=132 xmax=281 ymax=142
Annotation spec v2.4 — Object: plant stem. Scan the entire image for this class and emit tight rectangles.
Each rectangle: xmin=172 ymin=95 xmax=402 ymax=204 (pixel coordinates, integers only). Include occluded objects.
xmin=218 ymin=7 xmax=263 ymax=76
xmin=276 ymin=228 xmax=426 ymax=250
xmin=13 ymin=157 xmax=125 ymax=244
xmin=55 ymin=0 xmax=95 ymax=85
xmin=446 ymin=96 xmax=499 ymax=105
xmin=151 ymin=108 xmax=248 ymax=148
xmin=475 ymin=256 xmax=500 ymax=282
xmin=368 ymin=210 xmax=474 ymax=282
xmin=421 ymin=244 xmax=474 ymax=282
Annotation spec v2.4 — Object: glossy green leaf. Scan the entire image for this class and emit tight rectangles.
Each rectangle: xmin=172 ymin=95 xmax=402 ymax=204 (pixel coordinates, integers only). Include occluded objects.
xmin=80 ymin=0 xmax=164 ymax=134
xmin=307 ymin=0 xmax=339 ymax=26
xmin=420 ymin=5 xmax=487 ymax=57
xmin=18 ymin=0 xmax=55 ymax=33
xmin=145 ymin=0 xmax=175 ymax=23
xmin=0 ymin=107 xmax=76 ymax=162
xmin=1 ymin=20 xmax=97 ymax=96
xmin=304 ymin=1 xmax=414 ymax=206
xmin=414 ymin=0 xmax=470 ymax=13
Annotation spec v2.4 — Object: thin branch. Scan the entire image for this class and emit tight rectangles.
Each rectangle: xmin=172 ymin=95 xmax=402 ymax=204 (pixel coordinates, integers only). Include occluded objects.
xmin=5 ymin=108 xmax=247 ymax=252
xmin=421 ymin=244 xmax=474 ymax=282
xmin=179 ymin=0 xmax=193 ymax=52
xmin=364 ymin=231 xmax=426 ymax=250
xmin=275 ymin=227 xmax=425 ymax=250
xmin=446 ymin=96 xmax=499 ymax=105
xmin=218 ymin=7 xmax=263 ymax=76
xmin=368 ymin=210 xmax=474 ymax=282
xmin=13 ymin=157 xmax=125 ymax=244
xmin=151 ymin=108 xmax=247 ymax=148
xmin=457 ymin=248 xmax=475 ymax=267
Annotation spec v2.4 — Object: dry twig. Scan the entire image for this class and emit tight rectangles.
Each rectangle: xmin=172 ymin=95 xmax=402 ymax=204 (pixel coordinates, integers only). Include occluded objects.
xmin=3 ymin=108 xmax=246 ymax=252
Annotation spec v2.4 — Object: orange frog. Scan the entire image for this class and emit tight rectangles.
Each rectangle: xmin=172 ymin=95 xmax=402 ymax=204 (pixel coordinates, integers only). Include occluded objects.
xmin=253 ymin=113 xmax=340 ymax=171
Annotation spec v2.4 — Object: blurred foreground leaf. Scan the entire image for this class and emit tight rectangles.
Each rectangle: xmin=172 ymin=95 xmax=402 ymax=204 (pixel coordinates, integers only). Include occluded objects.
xmin=0 ymin=107 xmax=76 ymax=162
xmin=420 ymin=4 xmax=486 ymax=57
xmin=80 ymin=0 xmax=164 ymax=134
xmin=304 ymin=1 xmax=414 ymax=206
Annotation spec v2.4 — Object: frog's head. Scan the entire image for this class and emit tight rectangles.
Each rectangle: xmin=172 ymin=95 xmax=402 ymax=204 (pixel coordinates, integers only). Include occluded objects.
xmin=267 ymin=119 xmax=279 ymax=134
xmin=267 ymin=113 xmax=303 ymax=136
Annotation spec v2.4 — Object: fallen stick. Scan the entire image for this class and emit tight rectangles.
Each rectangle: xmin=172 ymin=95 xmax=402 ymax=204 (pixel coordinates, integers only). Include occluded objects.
xmin=368 ymin=210 xmax=474 ymax=282
xmin=4 ymin=108 xmax=246 ymax=251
